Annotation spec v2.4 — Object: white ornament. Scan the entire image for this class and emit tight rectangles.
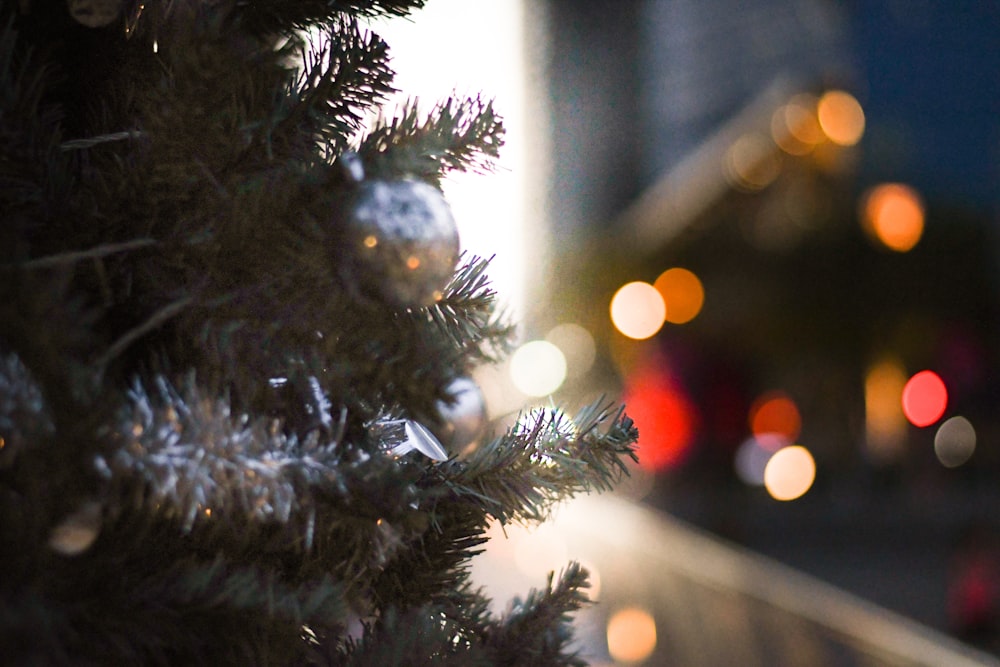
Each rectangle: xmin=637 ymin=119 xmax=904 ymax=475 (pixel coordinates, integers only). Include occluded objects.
xmin=386 ymin=419 xmax=449 ymax=462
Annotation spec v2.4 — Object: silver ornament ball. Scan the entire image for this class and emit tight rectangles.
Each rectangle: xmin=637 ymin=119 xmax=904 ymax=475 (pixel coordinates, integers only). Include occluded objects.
xmin=67 ymin=0 xmax=123 ymax=27
xmin=433 ymin=376 xmax=487 ymax=453
xmin=345 ymin=178 xmax=460 ymax=307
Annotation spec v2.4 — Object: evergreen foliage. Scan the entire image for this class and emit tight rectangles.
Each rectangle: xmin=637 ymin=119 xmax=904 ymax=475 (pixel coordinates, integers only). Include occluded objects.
xmin=0 ymin=1 xmax=638 ymax=664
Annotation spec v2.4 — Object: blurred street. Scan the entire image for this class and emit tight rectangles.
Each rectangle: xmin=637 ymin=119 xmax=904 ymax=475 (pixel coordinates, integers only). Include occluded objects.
xmin=472 ymin=493 xmax=1000 ymax=666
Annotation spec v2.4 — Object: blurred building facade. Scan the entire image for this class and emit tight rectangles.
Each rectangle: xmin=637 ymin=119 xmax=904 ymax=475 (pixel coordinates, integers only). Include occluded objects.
xmin=535 ymin=0 xmax=1000 ymax=650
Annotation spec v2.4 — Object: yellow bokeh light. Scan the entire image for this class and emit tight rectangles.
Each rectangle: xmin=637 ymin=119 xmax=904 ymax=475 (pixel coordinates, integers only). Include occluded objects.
xmin=864 ymin=358 xmax=908 ymax=464
xmin=654 ymin=268 xmax=705 ymax=324
xmin=509 ymin=340 xmax=567 ymax=397
xmin=725 ymin=133 xmax=782 ymax=191
xmin=763 ymin=445 xmax=816 ymax=501
xmin=817 ymin=90 xmax=865 ymax=146
xmin=861 ymin=183 xmax=925 ymax=252
xmin=610 ymin=282 xmax=666 ymax=340
xmin=784 ymin=94 xmax=825 ymax=145
xmin=607 ymin=607 xmax=657 ymax=664
xmin=771 ymin=106 xmax=812 ymax=156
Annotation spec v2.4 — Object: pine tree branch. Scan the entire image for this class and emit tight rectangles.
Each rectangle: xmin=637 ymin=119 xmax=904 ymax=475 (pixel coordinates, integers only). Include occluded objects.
xmin=358 ymin=96 xmax=505 ymax=183
xmin=483 ymin=562 xmax=592 ymax=667
xmin=337 ymin=603 xmax=490 ymax=667
xmin=11 ymin=238 xmax=156 ymax=270
xmin=439 ymin=401 xmax=639 ymax=525
xmin=235 ymin=0 xmax=428 ymax=35
xmin=280 ymin=19 xmax=396 ymax=158
xmin=419 ymin=255 xmax=514 ymax=364
xmin=0 ymin=18 xmax=73 ymax=232
xmin=94 ymin=296 xmax=192 ymax=369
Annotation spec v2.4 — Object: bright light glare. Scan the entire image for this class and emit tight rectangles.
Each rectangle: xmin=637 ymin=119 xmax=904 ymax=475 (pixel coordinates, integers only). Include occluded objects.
xmin=610 ymin=282 xmax=666 ymax=340
xmin=902 ymin=370 xmax=947 ymax=427
xmin=862 ymin=183 xmax=925 ymax=252
xmin=764 ymin=445 xmax=816 ymax=501
xmin=509 ymin=340 xmax=567 ymax=397
xmin=607 ymin=607 xmax=657 ymax=664
xmin=864 ymin=358 xmax=908 ymax=463
xmin=546 ymin=323 xmax=597 ymax=379
xmin=364 ymin=1 xmax=528 ymax=319
xmin=654 ymin=268 xmax=705 ymax=324
xmin=513 ymin=525 xmax=569 ymax=579
xmin=818 ymin=90 xmax=865 ymax=146
xmin=934 ymin=416 xmax=976 ymax=468
xmin=749 ymin=391 xmax=801 ymax=441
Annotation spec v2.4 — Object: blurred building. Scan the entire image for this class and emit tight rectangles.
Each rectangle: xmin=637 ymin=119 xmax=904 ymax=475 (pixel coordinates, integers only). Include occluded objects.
xmin=532 ymin=0 xmax=1000 ymax=651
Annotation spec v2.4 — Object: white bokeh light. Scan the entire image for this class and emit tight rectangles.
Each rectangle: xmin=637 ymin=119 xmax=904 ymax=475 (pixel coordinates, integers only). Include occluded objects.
xmin=509 ymin=340 xmax=567 ymax=397
xmin=934 ymin=415 xmax=976 ymax=468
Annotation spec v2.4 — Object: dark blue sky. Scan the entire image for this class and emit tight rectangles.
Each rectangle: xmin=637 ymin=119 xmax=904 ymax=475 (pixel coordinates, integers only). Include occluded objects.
xmin=849 ymin=1 xmax=1000 ymax=210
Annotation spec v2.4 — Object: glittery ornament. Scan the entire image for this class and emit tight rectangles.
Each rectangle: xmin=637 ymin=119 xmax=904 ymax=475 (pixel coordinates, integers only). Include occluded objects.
xmin=48 ymin=501 xmax=102 ymax=556
xmin=342 ymin=178 xmax=460 ymax=307
xmin=67 ymin=0 xmax=122 ymax=27
xmin=433 ymin=376 xmax=487 ymax=454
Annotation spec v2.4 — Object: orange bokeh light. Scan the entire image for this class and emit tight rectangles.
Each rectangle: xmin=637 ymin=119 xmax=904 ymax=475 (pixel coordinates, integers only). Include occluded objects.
xmin=654 ymin=267 xmax=705 ymax=324
xmin=749 ymin=391 xmax=801 ymax=441
xmin=862 ymin=183 xmax=925 ymax=252
xmin=786 ymin=95 xmax=825 ymax=144
xmin=817 ymin=90 xmax=865 ymax=146
xmin=864 ymin=358 xmax=908 ymax=463
xmin=902 ymin=370 xmax=948 ymax=427
xmin=607 ymin=607 xmax=657 ymax=663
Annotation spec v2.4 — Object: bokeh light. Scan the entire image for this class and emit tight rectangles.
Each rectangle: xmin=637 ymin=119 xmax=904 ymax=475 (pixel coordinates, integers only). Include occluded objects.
xmin=654 ymin=268 xmax=705 ymax=324
xmin=622 ymin=364 xmax=698 ymax=472
xmin=509 ymin=340 xmax=567 ymax=397
xmin=764 ymin=445 xmax=816 ymax=501
xmin=864 ymin=358 xmax=908 ymax=463
xmin=771 ymin=95 xmax=822 ymax=155
xmin=817 ymin=90 xmax=865 ymax=146
xmin=724 ymin=133 xmax=782 ymax=191
xmin=861 ymin=183 xmax=925 ymax=252
xmin=735 ymin=434 xmax=788 ymax=486
xmin=784 ymin=94 xmax=825 ymax=145
xmin=607 ymin=607 xmax=657 ymax=664
xmin=934 ymin=416 xmax=976 ymax=468
xmin=749 ymin=391 xmax=801 ymax=441
xmin=545 ymin=323 xmax=597 ymax=379
xmin=610 ymin=282 xmax=666 ymax=340
xmin=902 ymin=370 xmax=947 ymax=427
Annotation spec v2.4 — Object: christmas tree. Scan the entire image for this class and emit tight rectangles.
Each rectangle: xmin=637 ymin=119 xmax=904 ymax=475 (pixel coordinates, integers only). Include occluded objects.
xmin=0 ymin=1 xmax=638 ymax=664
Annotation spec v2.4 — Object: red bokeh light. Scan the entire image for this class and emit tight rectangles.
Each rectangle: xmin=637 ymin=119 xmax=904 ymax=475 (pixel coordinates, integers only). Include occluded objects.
xmin=623 ymin=365 xmax=698 ymax=472
xmin=902 ymin=370 xmax=948 ymax=427
xmin=749 ymin=391 xmax=801 ymax=441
